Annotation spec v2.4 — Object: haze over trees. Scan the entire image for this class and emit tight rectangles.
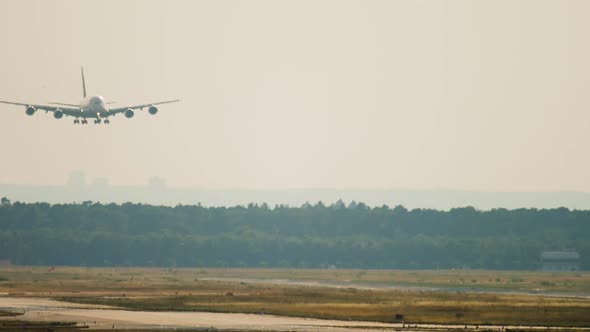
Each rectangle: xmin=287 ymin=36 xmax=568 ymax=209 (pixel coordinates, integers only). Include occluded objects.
xmin=0 ymin=200 xmax=588 ymax=270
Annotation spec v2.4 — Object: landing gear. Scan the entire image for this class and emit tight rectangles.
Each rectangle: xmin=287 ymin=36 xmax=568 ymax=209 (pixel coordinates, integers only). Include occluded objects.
xmin=74 ymin=118 xmax=104 ymax=125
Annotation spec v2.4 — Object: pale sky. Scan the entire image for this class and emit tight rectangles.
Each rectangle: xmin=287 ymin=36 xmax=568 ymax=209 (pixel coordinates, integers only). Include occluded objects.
xmin=0 ymin=0 xmax=589 ymax=192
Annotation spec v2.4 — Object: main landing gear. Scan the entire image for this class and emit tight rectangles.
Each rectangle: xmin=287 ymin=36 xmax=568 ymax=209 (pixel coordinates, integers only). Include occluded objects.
xmin=73 ymin=119 xmax=108 ymax=124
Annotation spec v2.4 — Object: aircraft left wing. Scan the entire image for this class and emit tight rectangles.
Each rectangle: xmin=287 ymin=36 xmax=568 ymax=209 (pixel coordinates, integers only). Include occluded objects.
xmin=108 ymin=99 xmax=181 ymax=115
xmin=0 ymin=100 xmax=80 ymax=116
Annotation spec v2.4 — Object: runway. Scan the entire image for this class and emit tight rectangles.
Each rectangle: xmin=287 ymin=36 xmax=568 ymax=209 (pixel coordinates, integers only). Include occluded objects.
xmin=0 ymin=296 xmax=397 ymax=331
xmin=2 ymin=296 xmax=589 ymax=331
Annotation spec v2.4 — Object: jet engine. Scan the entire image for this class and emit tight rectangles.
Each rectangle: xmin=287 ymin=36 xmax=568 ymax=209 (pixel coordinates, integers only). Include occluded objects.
xmin=124 ymin=109 xmax=135 ymax=118
xmin=54 ymin=110 xmax=64 ymax=119
xmin=25 ymin=106 xmax=36 ymax=116
xmin=148 ymin=105 xmax=158 ymax=115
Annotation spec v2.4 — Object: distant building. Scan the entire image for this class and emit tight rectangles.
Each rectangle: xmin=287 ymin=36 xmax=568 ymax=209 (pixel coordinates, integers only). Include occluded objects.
xmin=148 ymin=176 xmax=167 ymax=191
xmin=66 ymin=171 xmax=87 ymax=189
xmin=540 ymin=250 xmax=580 ymax=271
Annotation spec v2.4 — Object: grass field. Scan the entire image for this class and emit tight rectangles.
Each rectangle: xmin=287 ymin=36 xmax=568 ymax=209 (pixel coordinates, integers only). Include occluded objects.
xmin=2 ymin=267 xmax=590 ymax=294
xmin=1 ymin=267 xmax=590 ymax=327
xmin=0 ymin=320 xmax=82 ymax=331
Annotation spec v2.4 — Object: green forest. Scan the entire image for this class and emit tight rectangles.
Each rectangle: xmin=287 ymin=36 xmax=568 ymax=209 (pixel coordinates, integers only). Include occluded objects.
xmin=0 ymin=199 xmax=588 ymax=270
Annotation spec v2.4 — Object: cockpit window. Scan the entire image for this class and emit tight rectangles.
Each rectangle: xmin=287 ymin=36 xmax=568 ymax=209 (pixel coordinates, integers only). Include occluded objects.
xmin=90 ymin=96 xmax=104 ymax=104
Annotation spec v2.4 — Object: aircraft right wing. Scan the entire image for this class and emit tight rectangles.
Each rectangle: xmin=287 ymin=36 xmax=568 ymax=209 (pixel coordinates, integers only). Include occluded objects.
xmin=0 ymin=100 xmax=80 ymax=117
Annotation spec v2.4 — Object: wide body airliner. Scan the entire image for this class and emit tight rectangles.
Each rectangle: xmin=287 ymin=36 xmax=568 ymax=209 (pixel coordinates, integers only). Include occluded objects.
xmin=0 ymin=68 xmax=180 ymax=124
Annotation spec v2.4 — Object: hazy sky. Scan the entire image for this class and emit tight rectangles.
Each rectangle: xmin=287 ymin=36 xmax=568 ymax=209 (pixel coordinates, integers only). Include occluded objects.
xmin=0 ymin=0 xmax=589 ymax=191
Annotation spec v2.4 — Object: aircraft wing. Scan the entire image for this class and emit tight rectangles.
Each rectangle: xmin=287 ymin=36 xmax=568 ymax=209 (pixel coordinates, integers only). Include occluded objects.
xmin=109 ymin=99 xmax=180 ymax=114
xmin=108 ymin=99 xmax=181 ymax=115
xmin=0 ymin=100 xmax=80 ymax=116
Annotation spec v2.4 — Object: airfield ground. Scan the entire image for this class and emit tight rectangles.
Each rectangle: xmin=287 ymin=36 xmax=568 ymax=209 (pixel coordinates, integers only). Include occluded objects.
xmin=0 ymin=267 xmax=589 ymax=331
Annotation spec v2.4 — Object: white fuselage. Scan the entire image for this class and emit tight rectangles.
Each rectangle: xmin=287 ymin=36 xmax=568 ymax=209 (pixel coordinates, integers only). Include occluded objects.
xmin=79 ymin=95 xmax=108 ymax=118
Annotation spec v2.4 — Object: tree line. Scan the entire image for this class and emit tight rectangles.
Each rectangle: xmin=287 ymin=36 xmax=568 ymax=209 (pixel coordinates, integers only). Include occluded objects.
xmin=0 ymin=199 xmax=588 ymax=269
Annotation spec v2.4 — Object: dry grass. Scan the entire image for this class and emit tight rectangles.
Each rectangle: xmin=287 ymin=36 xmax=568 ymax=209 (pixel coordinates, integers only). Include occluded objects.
xmin=62 ymin=284 xmax=590 ymax=327
xmin=1 ymin=267 xmax=590 ymax=327
xmin=191 ymin=268 xmax=590 ymax=293
xmin=2 ymin=267 xmax=590 ymax=294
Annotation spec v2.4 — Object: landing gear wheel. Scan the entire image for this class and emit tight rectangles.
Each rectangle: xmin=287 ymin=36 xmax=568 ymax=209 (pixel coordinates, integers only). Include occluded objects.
xmin=74 ymin=119 xmax=80 ymax=124
xmin=104 ymin=119 xmax=110 ymax=124
xmin=82 ymin=119 xmax=88 ymax=124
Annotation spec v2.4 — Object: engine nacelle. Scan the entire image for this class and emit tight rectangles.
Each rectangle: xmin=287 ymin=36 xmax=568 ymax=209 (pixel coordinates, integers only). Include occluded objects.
xmin=124 ymin=109 xmax=135 ymax=118
xmin=25 ymin=106 xmax=36 ymax=116
xmin=54 ymin=110 xmax=63 ymax=119
xmin=148 ymin=105 xmax=158 ymax=115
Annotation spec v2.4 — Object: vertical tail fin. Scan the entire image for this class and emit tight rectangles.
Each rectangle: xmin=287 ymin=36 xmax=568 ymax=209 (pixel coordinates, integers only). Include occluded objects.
xmin=81 ymin=66 xmax=87 ymax=98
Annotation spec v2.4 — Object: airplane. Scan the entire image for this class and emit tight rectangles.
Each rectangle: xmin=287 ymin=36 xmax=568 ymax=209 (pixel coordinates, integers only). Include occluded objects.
xmin=0 ymin=67 xmax=180 ymax=124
